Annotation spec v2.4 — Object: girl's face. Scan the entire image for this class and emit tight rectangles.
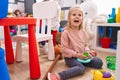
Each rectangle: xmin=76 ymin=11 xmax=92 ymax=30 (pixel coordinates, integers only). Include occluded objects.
xmin=69 ymin=8 xmax=83 ymax=29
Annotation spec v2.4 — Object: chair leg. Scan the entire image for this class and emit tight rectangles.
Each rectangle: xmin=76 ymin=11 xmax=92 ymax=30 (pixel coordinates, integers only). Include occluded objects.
xmin=51 ymin=30 xmax=57 ymax=46
xmin=15 ymin=40 xmax=23 ymax=62
xmin=47 ymin=40 xmax=55 ymax=60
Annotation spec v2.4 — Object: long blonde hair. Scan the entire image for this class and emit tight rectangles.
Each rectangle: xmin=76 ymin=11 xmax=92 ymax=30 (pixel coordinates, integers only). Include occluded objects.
xmin=65 ymin=5 xmax=84 ymax=30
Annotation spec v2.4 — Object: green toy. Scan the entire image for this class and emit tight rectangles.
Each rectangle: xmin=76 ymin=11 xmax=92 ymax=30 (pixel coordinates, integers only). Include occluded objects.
xmin=77 ymin=52 xmax=91 ymax=63
xmin=84 ymin=51 xmax=89 ymax=57
xmin=106 ymin=56 xmax=116 ymax=70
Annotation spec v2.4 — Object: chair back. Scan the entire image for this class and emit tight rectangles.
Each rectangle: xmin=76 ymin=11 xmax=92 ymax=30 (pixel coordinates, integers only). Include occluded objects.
xmin=33 ymin=1 xmax=58 ymax=35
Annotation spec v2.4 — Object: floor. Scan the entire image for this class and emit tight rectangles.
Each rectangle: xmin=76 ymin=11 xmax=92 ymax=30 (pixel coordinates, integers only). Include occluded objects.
xmin=6 ymin=45 xmax=116 ymax=80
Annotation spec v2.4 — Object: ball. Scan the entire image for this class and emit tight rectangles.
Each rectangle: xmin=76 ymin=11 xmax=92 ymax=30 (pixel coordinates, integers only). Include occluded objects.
xmin=103 ymin=72 xmax=111 ymax=78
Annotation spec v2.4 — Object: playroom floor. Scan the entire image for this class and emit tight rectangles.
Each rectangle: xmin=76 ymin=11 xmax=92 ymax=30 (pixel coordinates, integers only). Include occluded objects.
xmin=7 ymin=45 xmax=116 ymax=80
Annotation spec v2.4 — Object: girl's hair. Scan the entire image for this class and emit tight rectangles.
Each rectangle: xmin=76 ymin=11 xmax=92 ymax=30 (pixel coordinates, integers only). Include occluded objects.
xmin=65 ymin=5 xmax=84 ymax=30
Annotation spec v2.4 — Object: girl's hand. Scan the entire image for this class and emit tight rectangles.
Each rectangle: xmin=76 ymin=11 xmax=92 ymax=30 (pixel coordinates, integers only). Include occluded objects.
xmin=87 ymin=50 xmax=97 ymax=57
xmin=83 ymin=51 xmax=93 ymax=59
xmin=76 ymin=53 xmax=88 ymax=60
xmin=87 ymin=53 xmax=93 ymax=59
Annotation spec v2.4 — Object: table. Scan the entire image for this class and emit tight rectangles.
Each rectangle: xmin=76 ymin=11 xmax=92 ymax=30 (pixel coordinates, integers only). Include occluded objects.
xmin=0 ymin=17 xmax=41 ymax=79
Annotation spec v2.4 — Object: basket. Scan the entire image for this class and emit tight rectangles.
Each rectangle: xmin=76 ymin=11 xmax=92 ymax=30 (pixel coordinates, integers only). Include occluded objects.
xmin=106 ymin=56 xmax=116 ymax=70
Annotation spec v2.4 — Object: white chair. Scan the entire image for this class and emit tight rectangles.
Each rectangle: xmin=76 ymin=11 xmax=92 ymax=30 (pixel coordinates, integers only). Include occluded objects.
xmin=13 ymin=1 xmax=59 ymax=62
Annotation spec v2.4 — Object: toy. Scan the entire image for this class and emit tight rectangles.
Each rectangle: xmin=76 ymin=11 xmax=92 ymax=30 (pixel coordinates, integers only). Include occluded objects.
xmin=106 ymin=56 xmax=116 ymax=70
xmin=77 ymin=58 xmax=91 ymax=63
xmin=103 ymin=72 xmax=111 ymax=78
xmin=14 ymin=9 xmax=22 ymax=17
xmin=10 ymin=29 xmax=17 ymax=36
xmin=54 ymin=44 xmax=62 ymax=59
xmin=107 ymin=8 xmax=116 ymax=23
xmin=77 ymin=51 xmax=91 ymax=63
xmin=59 ymin=27 xmax=64 ymax=32
xmin=84 ymin=51 xmax=89 ymax=57
xmin=116 ymin=7 xmax=120 ymax=23
xmin=92 ymin=70 xmax=115 ymax=80
xmin=43 ymin=44 xmax=62 ymax=80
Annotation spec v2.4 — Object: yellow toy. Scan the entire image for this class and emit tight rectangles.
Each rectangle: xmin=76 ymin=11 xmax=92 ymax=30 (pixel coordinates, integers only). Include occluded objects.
xmin=116 ymin=7 xmax=120 ymax=23
xmin=92 ymin=70 xmax=115 ymax=80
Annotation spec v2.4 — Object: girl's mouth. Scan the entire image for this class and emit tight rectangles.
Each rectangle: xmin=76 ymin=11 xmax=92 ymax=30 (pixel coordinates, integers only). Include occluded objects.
xmin=74 ymin=20 xmax=79 ymax=23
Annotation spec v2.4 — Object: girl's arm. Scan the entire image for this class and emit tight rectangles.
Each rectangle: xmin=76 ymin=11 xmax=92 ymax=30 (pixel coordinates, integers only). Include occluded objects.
xmin=61 ymin=31 xmax=77 ymax=58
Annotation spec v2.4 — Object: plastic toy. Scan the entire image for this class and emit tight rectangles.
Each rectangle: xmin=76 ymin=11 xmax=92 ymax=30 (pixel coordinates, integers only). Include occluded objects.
xmin=109 ymin=27 xmax=113 ymax=38
xmin=99 ymin=27 xmax=104 ymax=38
xmin=43 ymin=44 xmax=62 ymax=80
xmin=77 ymin=58 xmax=91 ymax=63
xmin=92 ymin=70 xmax=115 ymax=80
xmin=10 ymin=29 xmax=17 ymax=36
xmin=77 ymin=52 xmax=91 ymax=63
xmin=116 ymin=7 xmax=120 ymax=23
xmin=103 ymin=72 xmax=111 ymax=78
xmin=59 ymin=27 xmax=64 ymax=32
xmin=0 ymin=47 xmax=10 ymax=80
xmin=109 ymin=8 xmax=116 ymax=18
xmin=84 ymin=51 xmax=89 ymax=57
xmin=0 ymin=0 xmax=8 ymax=18
xmin=10 ymin=29 xmax=17 ymax=34
xmin=106 ymin=56 xmax=116 ymax=70
xmin=107 ymin=8 xmax=116 ymax=23
xmin=54 ymin=44 xmax=62 ymax=59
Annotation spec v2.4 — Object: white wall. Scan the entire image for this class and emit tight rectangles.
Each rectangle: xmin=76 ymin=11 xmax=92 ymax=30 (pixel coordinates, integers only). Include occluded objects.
xmin=93 ymin=0 xmax=120 ymax=15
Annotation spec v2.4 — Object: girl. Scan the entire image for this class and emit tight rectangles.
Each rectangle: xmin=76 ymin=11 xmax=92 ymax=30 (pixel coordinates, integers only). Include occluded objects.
xmin=47 ymin=5 xmax=103 ymax=80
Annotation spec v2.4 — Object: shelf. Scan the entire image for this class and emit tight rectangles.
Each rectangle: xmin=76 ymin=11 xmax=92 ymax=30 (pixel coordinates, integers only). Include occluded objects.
xmin=91 ymin=23 xmax=120 ymax=53
xmin=94 ymin=23 xmax=120 ymax=27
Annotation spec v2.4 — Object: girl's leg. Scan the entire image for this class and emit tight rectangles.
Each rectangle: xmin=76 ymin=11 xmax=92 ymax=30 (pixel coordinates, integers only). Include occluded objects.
xmin=58 ymin=57 xmax=85 ymax=80
xmin=83 ymin=57 xmax=103 ymax=69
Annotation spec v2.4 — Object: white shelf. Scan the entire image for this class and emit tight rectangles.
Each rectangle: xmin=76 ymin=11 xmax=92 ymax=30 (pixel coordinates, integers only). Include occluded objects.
xmin=95 ymin=23 xmax=120 ymax=27
xmin=91 ymin=23 xmax=120 ymax=53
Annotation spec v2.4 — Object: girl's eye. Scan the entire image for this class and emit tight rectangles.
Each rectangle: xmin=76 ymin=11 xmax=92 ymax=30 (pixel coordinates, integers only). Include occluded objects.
xmin=72 ymin=14 xmax=76 ymax=16
xmin=72 ymin=13 xmax=82 ymax=17
xmin=78 ymin=14 xmax=82 ymax=16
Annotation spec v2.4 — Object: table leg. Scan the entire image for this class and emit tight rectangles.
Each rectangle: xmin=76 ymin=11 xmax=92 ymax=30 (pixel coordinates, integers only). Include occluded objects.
xmin=28 ymin=24 xmax=41 ymax=79
xmin=4 ymin=26 xmax=14 ymax=64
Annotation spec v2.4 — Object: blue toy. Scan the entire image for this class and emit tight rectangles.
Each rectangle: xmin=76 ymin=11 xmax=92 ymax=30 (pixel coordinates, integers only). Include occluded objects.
xmin=59 ymin=27 xmax=64 ymax=32
xmin=109 ymin=8 xmax=116 ymax=18
xmin=99 ymin=27 xmax=104 ymax=38
xmin=77 ymin=58 xmax=91 ymax=63
xmin=109 ymin=27 xmax=113 ymax=38
xmin=77 ymin=52 xmax=91 ymax=63
xmin=108 ymin=8 xmax=116 ymax=23
xmin=0 ymin=0 xmax=8 ymax=18
xmin=0 ymin=47 xmax=10 ymax=80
